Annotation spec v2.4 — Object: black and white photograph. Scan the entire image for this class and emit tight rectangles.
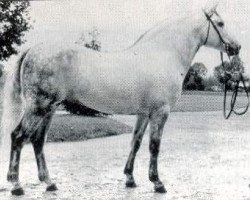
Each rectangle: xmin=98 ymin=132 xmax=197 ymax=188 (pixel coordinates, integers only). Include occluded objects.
xmin=0 ymin=0 xmax=250 ymax=199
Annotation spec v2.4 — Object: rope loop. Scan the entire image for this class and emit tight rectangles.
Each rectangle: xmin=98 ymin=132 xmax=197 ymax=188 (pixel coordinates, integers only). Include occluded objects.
xmin=221 ymin=52 xmax=249 ymax=119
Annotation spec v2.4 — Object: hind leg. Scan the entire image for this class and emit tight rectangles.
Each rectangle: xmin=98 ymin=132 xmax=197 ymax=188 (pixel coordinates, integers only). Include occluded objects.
xmin=7 ymin=114 xmax=45 ymax=195
xmin=7 ymin=122 xmax=26 ymax=196
xmin=7 ymin=102 xmax=57 ymax=195
xmin=124 ymin=114 xmax=149 ymax=188
xmin=30 ymin=113 xmax=57 ymax=192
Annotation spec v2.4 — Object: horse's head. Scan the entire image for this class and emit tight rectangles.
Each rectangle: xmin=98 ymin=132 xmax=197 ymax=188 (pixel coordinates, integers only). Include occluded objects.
xmin=202 ymin=6 xmax=241 ymax=56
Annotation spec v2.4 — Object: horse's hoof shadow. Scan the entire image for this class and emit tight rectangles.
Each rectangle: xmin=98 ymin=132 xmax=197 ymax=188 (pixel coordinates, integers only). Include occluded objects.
xmin=154 ymin=185 xmax=167 ymax=193
xmin=125 ymin=180 xmax=137 ymax=188
xmin=11 ymin=187 xmax=25 ymax=196
xmin=46 ymin=183 xmax=58 ymax=192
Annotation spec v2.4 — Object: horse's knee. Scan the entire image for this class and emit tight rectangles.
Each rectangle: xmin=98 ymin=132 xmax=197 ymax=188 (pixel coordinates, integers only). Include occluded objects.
xmin=31 ymin=136 xmax=45 ymax=153
xmin=150 ymin=105 xmax=170 ymax=119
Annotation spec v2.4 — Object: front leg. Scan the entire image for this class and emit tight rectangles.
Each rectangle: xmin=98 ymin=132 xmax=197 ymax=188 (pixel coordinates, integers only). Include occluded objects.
xmin=124 ymin=114 xmax=149 ymax=188
xmin=148 ymin=105 xmax=169 ymax=193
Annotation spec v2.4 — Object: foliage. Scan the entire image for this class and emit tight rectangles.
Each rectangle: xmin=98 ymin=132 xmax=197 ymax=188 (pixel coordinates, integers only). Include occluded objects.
xmin=0 ymin=1 xmax=31 ymax=61
xmin=76 ymin=27 xmax=101 ymax=51
xmin=183 ymin=62 xmax=208 ymax=91
xmin=203 ymin=75 xmax=223 ymax=91
xmin=85 ymin=40 xmax=101 ymax=51
xmin=214 ymin=56 xmax=245 ymax=90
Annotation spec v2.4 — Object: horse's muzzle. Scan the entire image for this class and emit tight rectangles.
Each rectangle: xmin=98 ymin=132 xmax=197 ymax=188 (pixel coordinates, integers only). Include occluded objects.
xmin=225 ymin=43 xmax=241 ymax=56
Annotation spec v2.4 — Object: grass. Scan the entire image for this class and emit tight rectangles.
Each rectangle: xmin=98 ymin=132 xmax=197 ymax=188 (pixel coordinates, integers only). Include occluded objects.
xmin=173 ymin=90 xmax=249 ymax=112
xmin=46 ymin=114 xmax=133 ymax=142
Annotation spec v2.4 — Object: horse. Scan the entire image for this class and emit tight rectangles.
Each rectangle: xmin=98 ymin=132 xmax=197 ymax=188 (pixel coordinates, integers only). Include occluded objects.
xmin=0 ymin=5 xmax=241 ymax=196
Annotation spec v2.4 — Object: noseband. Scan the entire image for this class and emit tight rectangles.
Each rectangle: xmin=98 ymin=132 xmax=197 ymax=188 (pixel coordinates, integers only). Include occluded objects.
xmin=203 ymin=12 xmax=227 ymax=47
xmin=204 ymin=11 xmax=249 ymax=119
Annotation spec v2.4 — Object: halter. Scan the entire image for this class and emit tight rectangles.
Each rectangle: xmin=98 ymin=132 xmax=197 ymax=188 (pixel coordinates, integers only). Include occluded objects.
xmin=203 ymin=11 xmax=231 ymax=49
xmin=203 ymin=11 xmax=249 ymax=119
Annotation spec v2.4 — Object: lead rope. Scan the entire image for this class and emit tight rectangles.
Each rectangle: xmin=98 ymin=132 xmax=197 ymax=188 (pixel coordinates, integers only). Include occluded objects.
xmin=221 ymin=52 xmax=249 ymax=119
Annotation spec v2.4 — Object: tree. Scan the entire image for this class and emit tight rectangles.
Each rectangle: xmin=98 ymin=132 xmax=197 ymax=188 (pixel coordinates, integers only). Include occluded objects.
xmin=203 ymin=75 xmax=223 ymax=91
xmin=76 ymin=27 xmax=101 ymax=51
xmin=214 ymin=56 xmax=245 ymax=90
xmin=0 ymin=1 xmax=31 ymax=61
xmin=183 ymin=62 xmax=208 ymax=90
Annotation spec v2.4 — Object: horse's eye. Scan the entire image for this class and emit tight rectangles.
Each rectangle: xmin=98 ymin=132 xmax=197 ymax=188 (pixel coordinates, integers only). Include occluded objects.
xmin=217 ymin=22 xmax=224 ymax=27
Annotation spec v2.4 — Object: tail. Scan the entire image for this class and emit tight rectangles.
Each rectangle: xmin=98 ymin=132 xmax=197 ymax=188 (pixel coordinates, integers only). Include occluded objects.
xmin=0 ymin=50 xmax=29 ymax=161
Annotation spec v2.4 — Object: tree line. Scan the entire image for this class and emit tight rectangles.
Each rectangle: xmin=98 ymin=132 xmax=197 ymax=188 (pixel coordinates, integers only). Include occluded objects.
xmin=183 ymin=56 xmax=248 ymax=92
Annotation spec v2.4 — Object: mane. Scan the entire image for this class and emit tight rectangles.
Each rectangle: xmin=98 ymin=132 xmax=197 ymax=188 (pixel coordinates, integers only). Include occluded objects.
xmin=126 ymin=19 xmax=166 ymax=50
xmin=126 ymin=12 xmax=199 ymax=50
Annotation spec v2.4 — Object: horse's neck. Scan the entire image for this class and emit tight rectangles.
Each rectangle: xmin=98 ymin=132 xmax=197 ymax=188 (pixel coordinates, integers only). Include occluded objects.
xmin=130 ymin=14 xmax=205 ymax=72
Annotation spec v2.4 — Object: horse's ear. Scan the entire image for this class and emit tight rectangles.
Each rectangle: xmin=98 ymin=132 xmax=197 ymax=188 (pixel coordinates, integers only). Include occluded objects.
xmin=203 ymin=1 xmax=219 ymax=14
xmin=211 ymin=2 xmax=219 ymax=12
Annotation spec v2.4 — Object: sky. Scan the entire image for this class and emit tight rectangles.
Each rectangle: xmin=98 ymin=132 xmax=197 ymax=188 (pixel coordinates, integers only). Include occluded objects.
xmin=8 ymin=0 xmax=250 ymax=74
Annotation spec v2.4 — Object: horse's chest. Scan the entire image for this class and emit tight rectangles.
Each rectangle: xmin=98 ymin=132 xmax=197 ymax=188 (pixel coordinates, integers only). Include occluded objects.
xmin=149 ymin=73 xmax=183 ymax=108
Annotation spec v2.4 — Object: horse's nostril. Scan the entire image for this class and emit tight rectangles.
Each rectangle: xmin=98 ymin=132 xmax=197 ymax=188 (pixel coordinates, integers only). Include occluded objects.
xmin=226 ymin=45 xmax=240 ymax=56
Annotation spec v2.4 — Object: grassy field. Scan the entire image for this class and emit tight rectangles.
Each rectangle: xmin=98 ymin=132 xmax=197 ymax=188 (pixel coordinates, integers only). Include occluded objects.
xmin=173 ymin=90 xmax=249 ymax=112
xmin=46 ymin=114 xmax=133 ymax=142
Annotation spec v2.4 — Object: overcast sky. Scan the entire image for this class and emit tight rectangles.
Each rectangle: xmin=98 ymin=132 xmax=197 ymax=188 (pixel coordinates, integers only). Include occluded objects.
xmin=18 ymin=0 xmax=250 ymax=74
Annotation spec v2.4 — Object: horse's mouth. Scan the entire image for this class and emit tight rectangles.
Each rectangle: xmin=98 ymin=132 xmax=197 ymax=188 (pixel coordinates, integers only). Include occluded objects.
xmin=225 ymin=44 xmax=240 ymax=56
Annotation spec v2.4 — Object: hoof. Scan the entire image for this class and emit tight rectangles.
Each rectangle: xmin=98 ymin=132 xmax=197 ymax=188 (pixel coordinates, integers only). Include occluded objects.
xmin=46 ymin=183 xmax=58 ymax=192
xmin=154 ymin=185 xmax=167 ymax=193
xmin=125 ymin=180 xmax=137 ymax=188
xmin=11 ymin=187 xmax=24 ymax=196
